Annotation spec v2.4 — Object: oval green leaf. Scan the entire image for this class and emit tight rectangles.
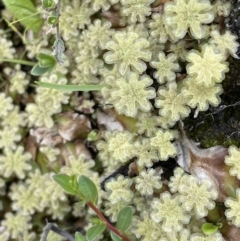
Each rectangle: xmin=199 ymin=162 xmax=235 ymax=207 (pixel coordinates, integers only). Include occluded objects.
xmin=86 ymin=223 xmax=106 ymax=241
xmin=110 ymin=231 xmax=122 ymax=241
xmin=47 ymin=16 xmax=58 ymax=25
xmin=3 ymin=0 xmax=43 ymax=33
xmin=116 ymin=206 xmax=133 ymax=232
xmin=42 ymin=0 xmax=55 ymax=9
xmin=35 ymin=81 xmax=104 ymax=92
xmin=90 ymin=218 xmax=102 ymax=225
xmin=75 ymin=232 xmax=87 ymax=241
xmin=31 ymin=64 xmax=50 ymax=76
xmin=202 ymin=222 xmax=219 ymax=235
xmin=78 ymin=176 xmax=98 ymax=205
xmin=53 ymin=174 xmax=78 ymax=195
xmin=38 ymin=53 xmax=56 ymax=67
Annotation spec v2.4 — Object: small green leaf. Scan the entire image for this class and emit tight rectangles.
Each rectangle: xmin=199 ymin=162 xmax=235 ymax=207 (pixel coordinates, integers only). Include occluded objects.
xmin=42 ymin=0 xmax=55 ymax=9
xmin=86 ymin=223 xmax=106 ymax=241
xmin=90 ymin=218 xmax=102 ymax=225
xmin=78 ymin=176 xmax=98 ymax=205
xmin=87 ymin=131 xmax=98 ymax=142
xmin=31 ymin=53 xmax=56 ymax=76
xmin=110 ymin=231 xmax=122 ymax=241
xmin=47 ymin=16 xmax=58 ymax=25
xmin=31 ymin=64 xmax=50 ymax=76
xmin=38 ymin=53 xmax=56 ymax=67
xmin=35 ymin=81 xmax=104 ymax=91
xmin=116 ymin=206 xmax=133 ymax=232
xmin=75 ymin=232 xmax=87 ymax=241
xmin=217 ymin=222 xmax=223 ymax=229
xmin=3 ymin=0 xmax=43 ymax=33
xmin=75 ymin=200 xmax=86 ymax=207
xmin=202 ymin=222 xmax=219 ymax=235
xmin=53 ymin=174 xmax=78 ymax=195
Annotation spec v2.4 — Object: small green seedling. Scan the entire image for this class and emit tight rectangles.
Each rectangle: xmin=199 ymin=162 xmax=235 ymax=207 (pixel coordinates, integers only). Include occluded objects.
xmin=31 ymin=53 xmax=56 ymax=76
xmin=201 ymin=220 xmax=223 ymax=235
xmin=54 ymin=174 xmax=133 ymax=241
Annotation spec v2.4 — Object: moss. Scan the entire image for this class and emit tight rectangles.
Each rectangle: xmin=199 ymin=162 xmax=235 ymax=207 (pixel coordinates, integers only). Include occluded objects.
xmin=183 ymin=57 xmax=240 ymax=148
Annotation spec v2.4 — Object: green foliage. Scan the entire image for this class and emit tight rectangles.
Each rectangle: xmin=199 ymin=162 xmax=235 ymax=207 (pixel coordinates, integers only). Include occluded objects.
xmin=53 ymin=174 xmax=79 ymax=195
xmin=31 ymin=53 xmax=56 ymax=76
xmin=201 ymin=222 xmax=219 ymax=235
xmin=53 ymin=174 xmax=132 ymax=240
xmin=75 ymin=232 xmax=87 ymax=241
xmin=47 ymin=15 xmax=58 ymax=26
xmin=87 ymin=131 xmax=98 ymax=142
xmin=35 ymin=81 xmax=104 ymax=92
xmin=78 ymin=175 xmax=98 ymax=205
xmin=86 ymin=223 xmax=106 ymax=241
xmin=38 ymin=53 xmax=56 ymax=68
xmin=110 ymin=231 xmax=122 ymax=241
xmin=3 ymin=0 xmax=43 ymax=33
xmin=42 ymin=0 xmax=56 ymax=10
xmin=116 ymin=206 xmax=133 ymax=232
xmin=53 ymin=174 xmax=98 ymax=204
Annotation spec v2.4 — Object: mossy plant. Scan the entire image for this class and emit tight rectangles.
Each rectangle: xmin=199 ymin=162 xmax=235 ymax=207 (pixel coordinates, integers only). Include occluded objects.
xmin=0 ymin=0 xmax=240 ymax=240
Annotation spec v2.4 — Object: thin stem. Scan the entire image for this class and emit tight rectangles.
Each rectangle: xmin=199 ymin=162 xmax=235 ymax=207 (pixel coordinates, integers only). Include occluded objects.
xmin=1 ymin=58 xmax=36 ymax=66
xmin=3 ymin=17 xmax=25 ymax=42
xmin=8 ymin=12 xmax=40 ymax=26
xmin=53 ymin=0 xmax=65 ymax=64
xmin=87 ymin=201 xmax=132 ymax=241
xmin=56 ymin=0 xmax=61 ymax=40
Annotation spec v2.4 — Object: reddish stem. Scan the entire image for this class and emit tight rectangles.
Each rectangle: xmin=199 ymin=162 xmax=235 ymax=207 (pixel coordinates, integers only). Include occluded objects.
xmin=87 ymin=201 xmax=131 ymax=241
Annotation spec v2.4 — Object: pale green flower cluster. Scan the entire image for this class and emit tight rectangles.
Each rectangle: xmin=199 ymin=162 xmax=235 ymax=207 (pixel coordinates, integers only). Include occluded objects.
xmin=102 ymin=72 xmax=156 ymax=117
xmin=60 ymin=154 xmax=95 ymax=177
xmin=0 ymin=146 xmax=32 ymax=179
xmin=163 ymin=0 xmax=214 ymax=41
xmin=0 ymin=30 xmax=15 ymax=62
xmin=26 ymin=73 xmax=72 ymax=128
xmin=150 ymin=129 xmax=177 ymax=160
xmin=0 ymin=212 xmax=32 ymax=240
xmin=127 ymin=167 xmax=223 ymax=240
xmin=39 ymin=146 xmax=60 ymax=163
xmin=135 ymin=168 xmax=162 ymax=195
xmin=4 ymin=65 xmax=29 ymax=94
xmin=131 ymin=211 xmax=167 ymax=240
xmin=225 ymin=188 xmax=240 ymax=227
xmin=0 ymin=93 xmax=13 ymax=118
xmin=120 ymin=0 xmax=155 ymax=24
xmin=104 ymin=175 xmax=134 ymax=221
xmin=104 ymin=31 xmax=152 ymax=75
xmin=97 ymin=131 xmax=135 ymax=173
xmin=133 ymin=138 xmax=158 ymax=168
xmin=60 ymin=0 xmax=94 ymax=41
xmin=151 ymin=192 xmax=190 ymax=232
xmin=224 ymin=145 xmax=240 ymax=180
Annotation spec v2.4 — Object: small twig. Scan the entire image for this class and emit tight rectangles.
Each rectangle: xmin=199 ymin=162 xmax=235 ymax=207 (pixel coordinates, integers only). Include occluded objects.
xmin=87 ymin=201 xmax=132 ymax=241
xmin=204 ymin=101 xmax=240 ymax=117
xmin=40 ymin=220 xmax=75 ymax=241
xmin=55 ymin=0 xmax=61 ymax=40
xmin=52 ymin=0 xmax=65 ymax=64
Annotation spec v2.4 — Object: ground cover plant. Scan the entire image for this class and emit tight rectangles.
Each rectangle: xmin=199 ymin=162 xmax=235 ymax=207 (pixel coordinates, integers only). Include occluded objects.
xmin=1 ymin=0 xmax=240 ymax=240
